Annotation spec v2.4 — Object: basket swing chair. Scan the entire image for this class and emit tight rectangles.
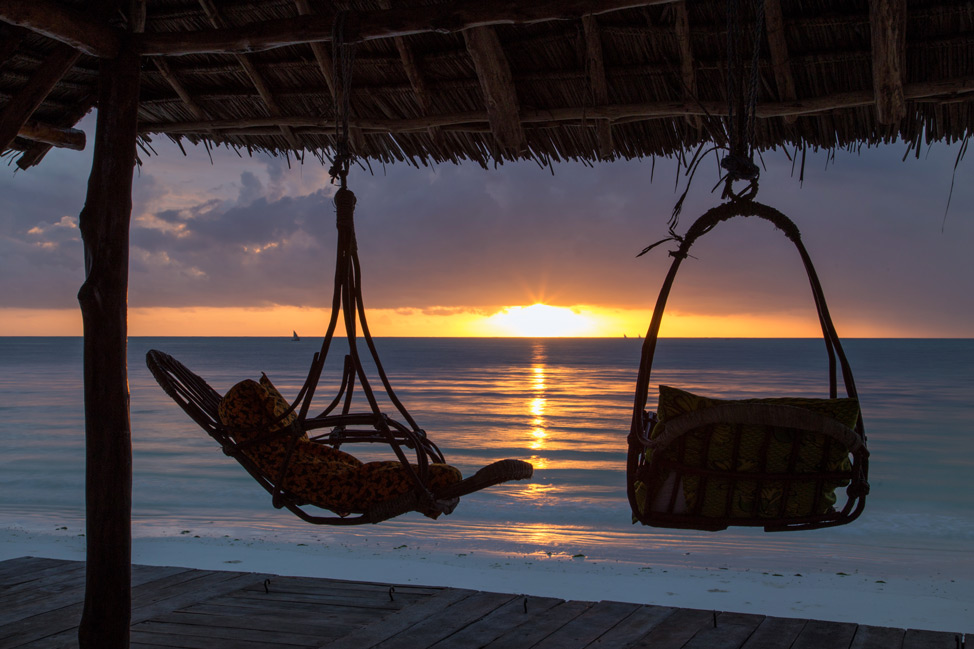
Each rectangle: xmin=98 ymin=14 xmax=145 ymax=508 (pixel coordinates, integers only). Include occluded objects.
xmin=626 ymin=0 xmax=869 ymax=533
xmin=147 ymin=29 xmax=532 ymax=526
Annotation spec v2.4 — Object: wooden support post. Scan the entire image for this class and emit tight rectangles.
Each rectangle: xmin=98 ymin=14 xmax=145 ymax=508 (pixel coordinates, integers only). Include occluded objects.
xmin=0 ymin=43 xmax=80 ymax=153
xmin=868 ymin=0 xmax=907 ymax=125
xmin=463 ymin=26 xmax=526 ymax=155
xmin=76 ymin=44 xmax=140 ymax=649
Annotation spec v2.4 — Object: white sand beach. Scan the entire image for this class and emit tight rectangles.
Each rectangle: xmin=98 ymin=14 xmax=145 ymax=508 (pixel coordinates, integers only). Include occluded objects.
xmin=2 ymin=522 xmax=970 ymax=636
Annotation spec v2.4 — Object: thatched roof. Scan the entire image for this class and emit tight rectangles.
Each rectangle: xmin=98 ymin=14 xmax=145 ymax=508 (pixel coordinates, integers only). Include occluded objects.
xmin=2 ymin=0 xmax=973 ymax=170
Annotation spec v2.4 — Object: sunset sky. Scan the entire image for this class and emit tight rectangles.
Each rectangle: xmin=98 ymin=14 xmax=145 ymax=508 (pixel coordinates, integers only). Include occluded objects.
xmin=2 ymin=114 xmax=972 ymax=338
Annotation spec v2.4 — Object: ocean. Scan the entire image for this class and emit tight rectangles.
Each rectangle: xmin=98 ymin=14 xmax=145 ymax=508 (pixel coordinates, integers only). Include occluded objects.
xmin=1 ymin=337 xmax=972 ymax=579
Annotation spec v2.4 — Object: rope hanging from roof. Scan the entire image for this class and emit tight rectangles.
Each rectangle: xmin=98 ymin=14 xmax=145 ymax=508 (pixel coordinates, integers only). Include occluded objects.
xmin=626 ymin=0 xmax=869 ymax=532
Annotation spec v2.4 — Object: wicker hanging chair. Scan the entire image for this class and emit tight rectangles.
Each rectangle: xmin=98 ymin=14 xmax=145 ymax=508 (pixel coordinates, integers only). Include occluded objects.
xmin=627 ymin=199 xmax=869 ymax=532
xmin=147 ymin=185 xmax=532 ymax=525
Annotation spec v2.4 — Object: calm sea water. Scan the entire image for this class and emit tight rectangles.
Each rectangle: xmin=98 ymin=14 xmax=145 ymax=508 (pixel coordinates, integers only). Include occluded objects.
xmin=1 ymin=337 xmax=972 ymax=570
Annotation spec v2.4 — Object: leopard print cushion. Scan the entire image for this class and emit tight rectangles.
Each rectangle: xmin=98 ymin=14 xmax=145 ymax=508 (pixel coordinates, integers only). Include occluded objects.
xmin=218 ymin=375 xmax=462 ymax=515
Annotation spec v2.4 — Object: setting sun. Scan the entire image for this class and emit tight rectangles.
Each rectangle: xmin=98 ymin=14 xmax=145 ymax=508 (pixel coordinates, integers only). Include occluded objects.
xmin=481 ymin=304 xmax=597 ymax=337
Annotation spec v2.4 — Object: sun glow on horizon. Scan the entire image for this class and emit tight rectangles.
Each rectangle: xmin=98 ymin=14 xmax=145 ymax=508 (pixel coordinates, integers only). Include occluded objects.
xmin=0 ymin=304 xmax=940 ymax=338
xmin=479 ymin=303 xmax=597 ymax=337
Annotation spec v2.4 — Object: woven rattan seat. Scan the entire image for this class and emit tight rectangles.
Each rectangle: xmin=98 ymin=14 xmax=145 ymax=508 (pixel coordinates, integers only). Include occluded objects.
xmin=627 ymin=200 xmax=869 ymax=532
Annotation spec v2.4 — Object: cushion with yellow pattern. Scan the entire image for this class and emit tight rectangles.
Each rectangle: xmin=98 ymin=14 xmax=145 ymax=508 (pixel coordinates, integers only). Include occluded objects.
xmin=637 ymin=385 xmax=858 ymax=520
xmin=216 ymin=374 xmax=462 ymax=516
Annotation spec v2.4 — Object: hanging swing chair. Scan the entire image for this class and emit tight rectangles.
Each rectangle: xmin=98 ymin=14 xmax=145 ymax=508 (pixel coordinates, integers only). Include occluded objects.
xmin=626 ymin=199 xmax=869 ymax=532
xmin=147 ymin=180 xmax=533 ymax=524
xmin=147 ymin=22 xmax=531 ymax=525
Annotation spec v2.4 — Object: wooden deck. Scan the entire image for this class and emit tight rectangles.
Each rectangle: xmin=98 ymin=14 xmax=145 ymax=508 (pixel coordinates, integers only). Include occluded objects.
xmin=0 ymin=556 xmax=964 ymax=649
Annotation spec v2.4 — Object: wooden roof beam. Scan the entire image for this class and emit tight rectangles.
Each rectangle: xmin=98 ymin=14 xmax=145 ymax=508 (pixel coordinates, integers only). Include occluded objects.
xmin=764 ymin=0 xmax=798 ymax=125
xmin=294 ymin=0 xmax=337 ymax=98
xmin=152 ymin=58 xmax=208 ymax=121
xmin=139 ymin=75 xmax=974 ymax=136
xmin=137 ymin=0 xmax=679 ymax=56
xmin=0 ymin=0 xmax=121 ymax=58
xmin=868 ymin=0 xmax=907 ymax=125
xmin=197 ymin=0 xmax=303 ymax=154
xmin=15 ymin=120 xmax=86 ymax=150
xmin=0 ymin=23 xmax=28 ymax=64
xmin=463 ymin=26 xmax=526 ymax=155
xmin=293 ymin=0 xmax=366 ymax=155
xmin=15 ymin=94 xmax=95 ymax=169
xmin=378 ymin=0 xmax=442 ymax=146
xmin=670 ymin=2 xmax=701 ymax=130
xmin=0 ymin=42 xmax=81 ymax=153
xmin=581 ymin=15 xmax=613 ymax=159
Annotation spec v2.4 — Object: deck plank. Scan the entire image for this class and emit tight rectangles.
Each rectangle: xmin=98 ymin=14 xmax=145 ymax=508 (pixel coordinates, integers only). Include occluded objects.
xmin=683 ymin=611 xmax=766 ymax=649
xmin=740 ymin=617 xmax=808 ymax=649
xmin=246 ymin=576 xmax=441 ymax=597
xmin=223 ymin=586 xmax=424 ymax=609
xmin=630 ymin=607 xmax=714 ymax=649
xmin=132 ymin=619 xmax=325 ymax=647
xmin=374 ymin=590 xmax=516 ymax=649
xmin=0 ymin=564 xmax=87 ymax=626
xmin=131 ymin=571 xmax=271 ymax=624
xmin=587 ymin=604 xmax=678 ymax=648
xmin=0 ymin=563 xmax=198 ymax=648
xmin=850 ymin=624 xmax=906 ymax=649
xmin=480 ymin=600 xmax=592 ymax=649
xmin=0 ymin=557 xmax=73 ymax=583
xmin=791 ymin=619 xmax=858 ymax=649
xmin=427 ymin=595 xmax=564 ymax=649
xmin=0 ymin=558 xmax=967 ymax=649
xmin=531 ymin=600 xmax=643 ymax=649
xmin=318 ymin=587 xmax=475 ymax=649
xmin=902 ymin=629 xmax=964 ymax=649
xmin=0 ymin=558 xmax=85 ymax=596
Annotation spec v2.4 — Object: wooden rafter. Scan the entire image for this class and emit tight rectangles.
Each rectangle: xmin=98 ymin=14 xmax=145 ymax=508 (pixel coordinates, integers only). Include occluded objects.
xmin=0 ymin=42 xmax=81 ymax=153
xmin=15 ymin=120 xmax=86 ymax=150
xmin=139 ymin=75 xmax=974 ymax=138
xmin=763 ymin=0 xmax=798 ymax=125
xmin=868 ymin=0 xmax=908 ymax=125
xmin=0 ymin=23 xmax=28 ymax=65
xmin=379 ymin=0 xmax=441 ymax=145
xmin=137 ymin=0 xmax=677 ymax=56
xmin=581 ymin=14 xmax=613 ymax=159
xmin=197 ymin=0 xmax=303 ymax=153
xmin=294 ymin=0 xmax=368 ymax=154
xmin=464 ymin=26 xmax=525 ymax=154
xmin=671 ymin=2 xmax=701 ymax=130
xmin=0 ymin=0 xmax=121 ymax=58
xmin=294 ymin=0 xmax=336 ymax=98
xmin=152 ymin=58 xmax=208 ymax=122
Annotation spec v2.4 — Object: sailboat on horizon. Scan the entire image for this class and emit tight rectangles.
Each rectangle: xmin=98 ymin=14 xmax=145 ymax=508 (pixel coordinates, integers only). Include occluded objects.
xmin=291 ymin=330 xmax=300 ymax=341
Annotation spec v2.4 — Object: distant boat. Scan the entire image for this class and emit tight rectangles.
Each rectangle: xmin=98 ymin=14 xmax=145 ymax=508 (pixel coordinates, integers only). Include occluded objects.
xmin=292 ymin=331 xmax=300 ymax=341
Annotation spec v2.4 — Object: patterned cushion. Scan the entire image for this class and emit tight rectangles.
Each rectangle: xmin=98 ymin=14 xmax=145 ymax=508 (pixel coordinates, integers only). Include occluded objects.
xmin=639 ymin=385 xmax=857 ymax=520
xmin=217 ymin=375 xmax=462 ymax=515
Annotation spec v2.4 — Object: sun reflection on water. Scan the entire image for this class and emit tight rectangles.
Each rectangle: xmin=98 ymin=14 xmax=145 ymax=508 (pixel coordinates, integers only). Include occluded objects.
xmin=528 ymin=342 xmax=548 ymax=452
